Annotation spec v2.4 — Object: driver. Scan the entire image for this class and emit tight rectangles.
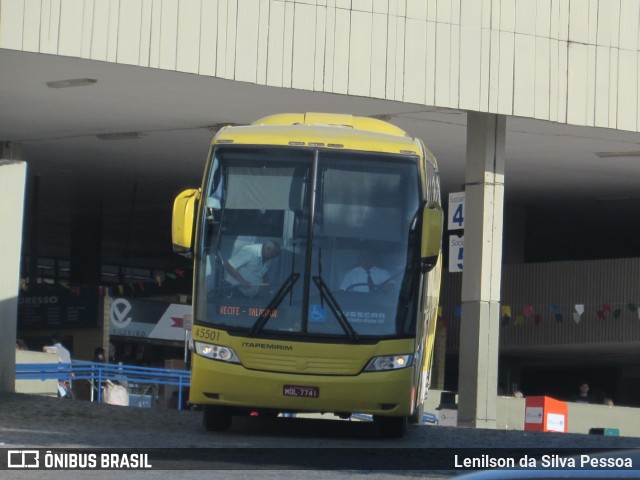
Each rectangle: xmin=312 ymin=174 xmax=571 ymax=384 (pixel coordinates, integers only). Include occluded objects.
xmin=339 ymin=249 xmax=392 ymax=293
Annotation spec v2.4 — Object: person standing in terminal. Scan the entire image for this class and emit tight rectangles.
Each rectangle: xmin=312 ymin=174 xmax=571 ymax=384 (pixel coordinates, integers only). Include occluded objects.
xmin=573 ymin=382 xmax=592 ymax=403
xmin=93 ymin=347 xmax=106 ymax=363
xmin=44 ymin=333 xmax=71 ymax=364
xmin=43 ymin=333 xmax=74 ymax=398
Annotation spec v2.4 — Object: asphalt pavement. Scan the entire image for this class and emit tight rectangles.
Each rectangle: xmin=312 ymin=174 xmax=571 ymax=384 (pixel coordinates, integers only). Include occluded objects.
xmin=1 ymin=392 xmax=640 ymax=479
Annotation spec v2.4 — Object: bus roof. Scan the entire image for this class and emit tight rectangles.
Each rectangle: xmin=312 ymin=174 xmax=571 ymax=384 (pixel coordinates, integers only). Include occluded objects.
xmin=212 ymin=112 xmax=423 ymax=156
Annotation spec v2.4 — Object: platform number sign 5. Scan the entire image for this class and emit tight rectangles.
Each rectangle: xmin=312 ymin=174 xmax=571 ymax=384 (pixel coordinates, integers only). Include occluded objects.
xmin=449 ymin=235 xmax=464 ymax=272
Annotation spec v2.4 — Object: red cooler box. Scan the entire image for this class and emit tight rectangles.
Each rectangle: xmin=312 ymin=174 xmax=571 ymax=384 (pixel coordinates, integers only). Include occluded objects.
xmin=524 ymin=396 xmax=567 ymax=432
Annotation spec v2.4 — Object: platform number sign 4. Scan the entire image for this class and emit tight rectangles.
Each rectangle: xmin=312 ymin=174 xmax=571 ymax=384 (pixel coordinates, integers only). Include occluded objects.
xmin=451 ymin=204 xmax=464 ymax=228
xmin=447 ymin=192 xmax=465 ymax=230
xmin=448 ymin=192 xmax=465 ymax=272
xmin=449 ymin=235 xmax=464 ymax=272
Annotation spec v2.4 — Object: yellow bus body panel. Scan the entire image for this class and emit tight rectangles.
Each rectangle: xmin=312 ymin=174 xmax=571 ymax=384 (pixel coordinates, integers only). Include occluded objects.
xmin=191 ymin=327 xmax=416 ymax=415
xmin=251 ymin=112 xmax=409 ymax=137
xmin=214 ymin=116 xmax=422 ymax=157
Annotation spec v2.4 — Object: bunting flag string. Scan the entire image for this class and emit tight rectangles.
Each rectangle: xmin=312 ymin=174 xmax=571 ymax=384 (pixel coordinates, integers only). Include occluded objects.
xmin=441 ymin=300 xmax=640 ymax=328
xmin=573 ymin=304 xmax=584 ymax=324
xmin=20 ymin=266 xmax=191 ymax=299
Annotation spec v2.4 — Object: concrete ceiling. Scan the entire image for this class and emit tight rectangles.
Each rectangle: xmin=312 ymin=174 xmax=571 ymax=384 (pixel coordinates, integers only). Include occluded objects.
xmin=3 ymin=48 xmax=640 ymax=267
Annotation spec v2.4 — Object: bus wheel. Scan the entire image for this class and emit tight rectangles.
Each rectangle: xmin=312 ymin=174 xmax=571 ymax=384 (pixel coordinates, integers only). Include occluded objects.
xmin=203 ymin=406 xmax=232 ymax=432
xmin=408 ymin=403 xmax=424 ymax=425
xmin=374 ymin=415 xmax=407 ymax=438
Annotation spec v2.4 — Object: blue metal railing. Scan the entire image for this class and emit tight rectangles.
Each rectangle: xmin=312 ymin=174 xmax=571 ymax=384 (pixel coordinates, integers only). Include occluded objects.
xmin=16 ymin=362 xmax=191 ymax=410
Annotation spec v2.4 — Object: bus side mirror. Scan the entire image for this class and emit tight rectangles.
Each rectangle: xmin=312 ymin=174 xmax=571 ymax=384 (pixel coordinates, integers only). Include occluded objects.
xmin=172 ymin=188 xmax=200 ymax=257
xmin=421 ymin=202 xmax=443 ymax=273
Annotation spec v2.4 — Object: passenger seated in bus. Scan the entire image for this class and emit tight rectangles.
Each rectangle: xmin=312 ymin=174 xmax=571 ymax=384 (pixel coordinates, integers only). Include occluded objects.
xmin=339 ymin=249 xmax=393 ymax=293
xmin=223 ymin=240 xmax=281 ymax=298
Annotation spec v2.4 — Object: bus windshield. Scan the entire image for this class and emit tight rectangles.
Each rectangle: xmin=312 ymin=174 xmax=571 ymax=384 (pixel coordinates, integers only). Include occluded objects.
xmin=196 ymin=147 xmax=421 ymax=341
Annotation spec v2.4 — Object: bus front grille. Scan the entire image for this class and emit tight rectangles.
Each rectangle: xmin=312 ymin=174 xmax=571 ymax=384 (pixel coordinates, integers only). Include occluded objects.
xmin=241 ymin=353 xmax=363 ymax=375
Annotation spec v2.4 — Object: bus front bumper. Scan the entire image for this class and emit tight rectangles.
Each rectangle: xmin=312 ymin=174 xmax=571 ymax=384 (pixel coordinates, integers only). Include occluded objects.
xmin=189 ymin=356 xmax=415 ymax=416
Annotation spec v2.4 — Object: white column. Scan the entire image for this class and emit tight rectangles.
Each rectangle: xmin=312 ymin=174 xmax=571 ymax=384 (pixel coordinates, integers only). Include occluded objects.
xmin=457 ymin=112 xmax=506 ymax=428
xmin=0 ymin=157 xmax=27 ymax=393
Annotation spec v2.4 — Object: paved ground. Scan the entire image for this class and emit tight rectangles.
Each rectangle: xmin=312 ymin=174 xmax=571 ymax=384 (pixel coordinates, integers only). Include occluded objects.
xmin=2 ymin=392 xmax=640 ymax=479
xmin=3 ymin=392 xmax=640 ymax=448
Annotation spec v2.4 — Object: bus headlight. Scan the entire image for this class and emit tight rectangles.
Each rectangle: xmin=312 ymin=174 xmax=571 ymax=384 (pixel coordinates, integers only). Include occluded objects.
xmin=194 ymin=341 xmax=240 ymax=364
xmin=364 ymin=354 xmax=413 ymax=371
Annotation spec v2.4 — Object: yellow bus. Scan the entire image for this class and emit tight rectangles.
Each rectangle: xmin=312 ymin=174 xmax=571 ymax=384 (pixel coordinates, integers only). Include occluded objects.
xmin=172 ymin=113 xmax=443 ymax=438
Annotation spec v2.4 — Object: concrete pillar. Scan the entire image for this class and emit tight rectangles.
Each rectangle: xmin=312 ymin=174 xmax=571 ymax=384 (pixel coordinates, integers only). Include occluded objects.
xmin=0 ymin=159 xmax=27 ymax=393
xmin=457 ymin=112 xmax=506 ymax=428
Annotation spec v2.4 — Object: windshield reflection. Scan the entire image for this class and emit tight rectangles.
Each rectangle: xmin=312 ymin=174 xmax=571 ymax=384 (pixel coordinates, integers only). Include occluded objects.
xmin=197 ymin=147 xmax=421 ymax=340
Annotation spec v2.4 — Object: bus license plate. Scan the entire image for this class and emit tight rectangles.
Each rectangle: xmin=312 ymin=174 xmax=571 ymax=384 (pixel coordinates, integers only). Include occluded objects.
xmin=283 ymin=385 xmax=319 ymax=398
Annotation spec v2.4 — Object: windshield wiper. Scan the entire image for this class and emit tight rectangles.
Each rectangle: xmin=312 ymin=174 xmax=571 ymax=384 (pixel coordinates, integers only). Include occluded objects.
xmin=248 ymin=273 xmax=300 ymax=337
xmin=312 ymin=275 xmax=358 ymax=342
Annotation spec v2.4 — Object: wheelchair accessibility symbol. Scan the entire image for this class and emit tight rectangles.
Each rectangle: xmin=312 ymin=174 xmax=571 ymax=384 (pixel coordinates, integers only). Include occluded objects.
xmin=310 ymin=304 xmax=326 ymax=323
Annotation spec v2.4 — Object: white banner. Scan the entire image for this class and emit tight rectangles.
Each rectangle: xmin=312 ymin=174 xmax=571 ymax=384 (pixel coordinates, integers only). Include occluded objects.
xmin=109 ymin=298 xmax=192 ymax=341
